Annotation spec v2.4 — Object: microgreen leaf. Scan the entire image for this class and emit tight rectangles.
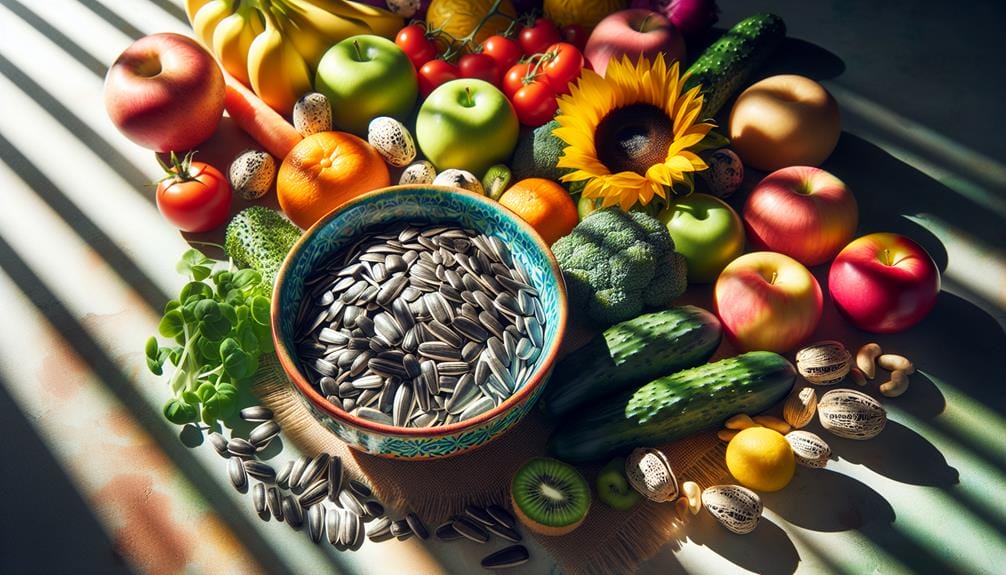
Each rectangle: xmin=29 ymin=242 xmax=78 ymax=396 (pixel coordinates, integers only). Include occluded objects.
xmin=163 ymin=397 xmax=198 ymax=424
xmin=250 ymin=296 xmax=271 ymax=326
xmin=158 ymin=310 xmax=185 ymax=339
xmin=180 ymin=281 xmax=213 ymax=304
xmin=232 ymin=269 xmax=261 ymax=289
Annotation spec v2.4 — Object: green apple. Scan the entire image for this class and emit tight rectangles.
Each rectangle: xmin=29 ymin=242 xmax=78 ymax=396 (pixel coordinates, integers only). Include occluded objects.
xmin=659 ymin=193 xmax=746 ymax=283
xmin=415 ymin=79 xmax=519 ymax=177
xmin=315 ymin=35 xmax=418 ymax=136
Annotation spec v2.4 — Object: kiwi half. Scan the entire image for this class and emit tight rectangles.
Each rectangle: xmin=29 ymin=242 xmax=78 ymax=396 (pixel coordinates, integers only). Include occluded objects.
xmin=510 ymin=457 xmax=591 ymax=536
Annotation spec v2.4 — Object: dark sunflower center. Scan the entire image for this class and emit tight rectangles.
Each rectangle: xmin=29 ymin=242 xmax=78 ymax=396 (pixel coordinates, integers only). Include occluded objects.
xmin=594 ymin=103 xmax=674 ymax=176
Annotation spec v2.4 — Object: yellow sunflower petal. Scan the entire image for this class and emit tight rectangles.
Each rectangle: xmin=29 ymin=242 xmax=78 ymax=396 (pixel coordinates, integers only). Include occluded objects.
xmin=678 ymin=150 xmax=709 ymax=171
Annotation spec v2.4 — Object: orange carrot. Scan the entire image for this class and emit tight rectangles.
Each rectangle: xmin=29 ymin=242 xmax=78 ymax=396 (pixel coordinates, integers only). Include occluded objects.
xmin=223 ymin=72 xmax=302 ymax=160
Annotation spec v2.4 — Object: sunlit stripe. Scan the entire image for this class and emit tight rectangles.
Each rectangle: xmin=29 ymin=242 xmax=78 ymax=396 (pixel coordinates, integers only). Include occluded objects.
xmin=904 ymin=214 xmax=1006 ymax=314
xmin=784 ymin=524 xmax=915 ymax=575
xmin=828 ymin=83 xmax=1006 ymax=192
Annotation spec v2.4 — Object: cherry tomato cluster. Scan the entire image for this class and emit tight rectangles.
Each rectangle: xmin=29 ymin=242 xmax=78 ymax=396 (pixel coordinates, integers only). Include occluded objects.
xmin=394 ymin=17 xmax=588 ymax=128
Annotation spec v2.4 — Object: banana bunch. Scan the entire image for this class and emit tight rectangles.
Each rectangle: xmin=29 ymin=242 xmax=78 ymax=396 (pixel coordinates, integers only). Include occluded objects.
xmin=186 ymin=0 xmax=402 ymax=115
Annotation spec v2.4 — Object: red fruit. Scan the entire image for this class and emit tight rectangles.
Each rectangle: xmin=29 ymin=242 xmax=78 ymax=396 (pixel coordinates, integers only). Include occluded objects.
xmin=459 ymin=53 xmax=501 ymax=85
xmin=519 ymin=18 xmax=561 ymax=56
xmin=396 ymin=24 xmax=438 ymax=69
xmin=512 ymin=81 xmax=558 ymax=127
xmin=482 ymin=35 xmax=523 ymax=71
xmin=418 ymin=59 xmax=460 ymax=98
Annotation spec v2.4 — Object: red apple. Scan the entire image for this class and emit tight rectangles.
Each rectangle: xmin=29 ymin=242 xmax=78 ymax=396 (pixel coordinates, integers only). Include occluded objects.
xmin=104 ymin=33 xmax=224 ymax=152
xmin=828 ymin=233 xmax=940 ymax=333
xmin=715 ymin=252 xmax=823 ymax=353
xmin=743 ymin=166 xmax=858 ymax=266
xmin=584 ymin=9 xmax=686 ymax=77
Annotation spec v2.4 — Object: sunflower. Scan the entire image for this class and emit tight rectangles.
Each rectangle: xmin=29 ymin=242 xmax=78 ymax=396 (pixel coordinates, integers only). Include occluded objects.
xmin=553 ymin=53 xmax=715 ymax=211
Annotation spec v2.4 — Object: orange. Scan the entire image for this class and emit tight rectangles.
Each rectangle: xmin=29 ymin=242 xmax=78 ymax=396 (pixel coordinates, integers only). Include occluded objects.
xmin=426 ymin=0 xmax=516 ymax=51
xmin=498 ymin=178 xmax=579 ymax=245
xmin=277 ymin=131 xmax=390 ymax=229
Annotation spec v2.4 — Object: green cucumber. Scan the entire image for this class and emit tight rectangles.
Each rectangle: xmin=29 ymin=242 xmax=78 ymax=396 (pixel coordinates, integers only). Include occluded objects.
xmin=540 ymin=307 xmax=722 ymax=419
xmin=548 ymin=351 xmax=796 ymax=462
xmin=685 ymin=13 xmax=787 ymax=118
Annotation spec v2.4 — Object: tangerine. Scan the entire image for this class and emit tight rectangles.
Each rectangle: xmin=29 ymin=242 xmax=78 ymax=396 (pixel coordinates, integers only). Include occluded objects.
xmin=725 ymin=427 xmax=796 ymax=492
xmin=498 ymin=178 xmax=579 ymax=245
xmin=277 ymin=131 xmax=390 ymax=229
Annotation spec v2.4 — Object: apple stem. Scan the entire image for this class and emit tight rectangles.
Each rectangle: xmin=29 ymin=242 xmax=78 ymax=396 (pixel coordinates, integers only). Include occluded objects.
xmin=638 ymin=14 xmax=655 ymax=32
xmin=770 ymin=271 xmax=778 ymax=285
xmin=464 ymin=86 xmax=474 ymax=107
xmin=881 ymin=248 xmax=893 ymax=266
xmin=353 ymin=40 xmax=364 ymax=62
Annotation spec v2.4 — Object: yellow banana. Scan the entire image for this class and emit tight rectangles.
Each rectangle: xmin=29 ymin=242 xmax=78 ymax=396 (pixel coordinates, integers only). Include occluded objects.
xmin=294 ymin=0 xmax=402 ymax=40
xmin=212 ymin=1 xmax=263 ymax=85
xmin=247 ymin=3 xmax=312 ymax=116
xmin=185 ymin=0 xmax=216 ymax=24
xmin=192 ymin=0 xmax=234 ymax=48
xmin=272 ymin=0 xmax=371 ymax=69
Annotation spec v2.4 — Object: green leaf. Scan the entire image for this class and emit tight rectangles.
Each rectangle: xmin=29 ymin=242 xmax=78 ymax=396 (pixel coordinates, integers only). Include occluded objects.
xmin=145 ymin=336 xmax=159 ymax=360
xmin=191 ymin=265 xmax=212 ymax=281
xmin=177 ymin=248 xmax=211 ymax=276
xmin=250 ymin=296 xmax=271 ymax=326
xmin=163 ymin=397 xmax=198 ymax=424
xmin=180 ymin=281 xmax=213 ymax=304
xmin=692 ymin=129 xmax=731 ymax=154
xmin=235 ymin=304 xmax=250 ymax=324
xmin=169 ymin=366 xmax=191 ymax=394
xmin=220 ymin=338 xmax=254 ymax=380
xmin=158 ymin=310 xmax=185 ymax=339
xmin=213 ymin=270 xmax=233 ymax=286
xmin=145 ymin=336 xmax=165 ymax=376
xmin=232 ymin=269 xmax=261 ymax=289
xmin=255 ymin=322 xmax=274 ymax=355
xmin=164 ymin=299 xmax=180 ymax=314
xmin=197 ymin=336 xmax=221 ymax=365
xmin=203 ymin=382 xmax=238 ymax=422
xmin=195 ymin=300 xmax=231 ymax=341
xmin=196 ymin=381 xmax=217 ymax=402
xmin=219 ymin=302 xmax=237 ymax=325
xmin=182 ymin=390 xmax=201 ymax=405
xmin=236 ymin=320 xmax=259 ymax=355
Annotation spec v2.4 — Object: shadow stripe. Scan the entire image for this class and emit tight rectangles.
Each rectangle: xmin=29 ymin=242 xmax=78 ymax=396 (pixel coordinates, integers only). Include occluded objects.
xmin=77 ymin=0 xmax=145 ymax=40
xmin=0 ymin=234 xmax=294 ymax=575
xmin=145 ymin=0 xmax=189 ymax=26
xmin=0 ymin=53 xmax=155 ymax=206
xmin=0 ymin=0 xmax=108 ymax=78
xmin=0 ymin=132 xmax=171 ymax=311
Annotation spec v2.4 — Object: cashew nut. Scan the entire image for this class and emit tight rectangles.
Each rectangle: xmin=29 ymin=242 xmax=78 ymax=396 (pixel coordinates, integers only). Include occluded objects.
xmin=856 ymin=343 xmax=882 ymax=379
xmin=849 ymin=366 xmax=868 ymax=386
xmin=753 ymin=415 xmax=792 ymax=435
xmin=717 ymin=429 xmax=739 ymax=442
xmin=725 ymin=413 xmax=757 ymax=430
xmin=880 ymin=370 xmax=910 ymax=397
xmin=878 ymin=354 xmax=915 ymax=375
xmin=682 ymin=481 xmax=703 ymax=515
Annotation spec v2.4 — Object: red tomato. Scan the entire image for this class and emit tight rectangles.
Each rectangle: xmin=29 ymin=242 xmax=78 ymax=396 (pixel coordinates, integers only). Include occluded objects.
xmin=502 ymin=61 xmax=536 ymax=99
xmin=155 ymin=157 xmax=231 ymax=233
xmin=512 ymin=81 xmax=558 ymax=127
xmin=541 ymin=42 xmax=584 ymax=95
xmin=518 ymin=18 xmax=561 ymax=56
xmin=482 ymin=35 xmax=522 ymax=72
xmin=561 ymin=24 xmax=588 ymax=52
xmin=459 ymin=53 xmax=501 ymax=85
xmin=418 ymin=59 xmax=460 ymax=97
xmin=396 ymin=24 xmax=438 ymax=70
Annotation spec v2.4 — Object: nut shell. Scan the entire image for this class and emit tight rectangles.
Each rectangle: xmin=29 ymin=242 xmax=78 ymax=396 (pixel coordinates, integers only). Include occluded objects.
xmin=399 ymin=160 xmax=436 ymax=185
xmin=625 ymin=448 xmax=679 ymax=502
xmin=783 ymin=387 xmax=818 ymax=429
xmin=796 ymin=340 xmax=851 ymax=385
xmin=785 ymin=430 xmax=831 ymax=468
xmin=432 ymin=169 xmax=485 ymax=195
xmin=228 ymin=149 xmax=275 ymax=200
xmin=701 ymin=484 xmax=762 ymax=535
xmin=293 ymin=92 xmax=331 ymax=137
xmin=368 ymin=116 xmax=416 ymax=167
xmin=818 ymin=388 xmax=887 ymax=440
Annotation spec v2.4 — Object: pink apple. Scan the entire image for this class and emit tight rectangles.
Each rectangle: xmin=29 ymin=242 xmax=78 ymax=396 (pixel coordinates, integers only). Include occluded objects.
xmin=584 ymin=9 xmax=686 ymax=77
xmin=828 ymin=233 xmax=940 ymax=333
xmin=104 ymin=33 xmax=224 ymax=152
xmin=715 ymin=252 xmax=823 ymax=353
xmin=743 ymin=166 xmax=858 ymax=266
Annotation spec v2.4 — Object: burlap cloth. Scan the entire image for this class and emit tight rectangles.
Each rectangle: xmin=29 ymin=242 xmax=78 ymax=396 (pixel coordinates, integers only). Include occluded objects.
xmin=254 ymin=318 xmax=729 ymax=575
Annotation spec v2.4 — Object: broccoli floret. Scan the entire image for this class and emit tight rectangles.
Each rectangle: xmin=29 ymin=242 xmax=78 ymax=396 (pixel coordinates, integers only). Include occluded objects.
xmin=224 ymin=207 xmax=302 ymax=296
xmin=552 ymin=207 xmax=688 ymax=326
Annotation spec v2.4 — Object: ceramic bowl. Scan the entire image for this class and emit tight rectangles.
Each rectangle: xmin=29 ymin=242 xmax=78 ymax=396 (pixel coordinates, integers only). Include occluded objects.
xmin=272 ymin=186 xmax=567 ymax=459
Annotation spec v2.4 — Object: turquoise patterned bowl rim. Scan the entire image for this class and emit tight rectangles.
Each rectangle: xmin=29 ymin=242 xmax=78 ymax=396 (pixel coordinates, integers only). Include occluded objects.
xmin=271 ymin=185 xmax=567 ymax=456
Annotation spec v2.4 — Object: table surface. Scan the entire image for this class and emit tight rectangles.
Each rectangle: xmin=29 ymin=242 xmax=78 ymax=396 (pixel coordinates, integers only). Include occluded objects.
xmin=1 ymin=1 xmax=1004 ymax=574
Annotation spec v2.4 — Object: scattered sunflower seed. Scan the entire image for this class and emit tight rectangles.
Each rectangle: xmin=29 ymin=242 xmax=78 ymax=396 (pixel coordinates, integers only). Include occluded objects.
xmin=481 ymin=545 xmax=530 ymax=569
xmin=240 ymin=406 xmax=274 ymax=422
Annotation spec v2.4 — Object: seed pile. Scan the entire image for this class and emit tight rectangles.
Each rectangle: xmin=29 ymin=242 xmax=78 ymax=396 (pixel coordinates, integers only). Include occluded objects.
xmin=213 ymin=406 xmax=429 ymax=551
xmin=294 ymin=222 xmax=547 ymax=427
xmin=436 ymin=504 xmax=530 ymax=569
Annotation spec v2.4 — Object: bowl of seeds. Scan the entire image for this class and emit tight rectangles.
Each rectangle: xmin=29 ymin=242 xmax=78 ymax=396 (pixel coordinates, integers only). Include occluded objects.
xmin=272 ymin=185 xmax=568 ymax=459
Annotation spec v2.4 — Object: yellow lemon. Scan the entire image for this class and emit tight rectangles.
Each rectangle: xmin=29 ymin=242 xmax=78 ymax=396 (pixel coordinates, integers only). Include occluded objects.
xmin=725 ymin=427 xmax=796 ymax=492
xmin=544 ymin=0 xmax=629 ymax=29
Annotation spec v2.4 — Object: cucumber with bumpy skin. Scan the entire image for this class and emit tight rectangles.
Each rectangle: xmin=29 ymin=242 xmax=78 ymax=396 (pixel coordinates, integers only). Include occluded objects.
xmin=684 ymin=13 xmax=787 ymax=118
xmin=548 ymin=351 xmax=796 ymax=462
xmin=540 ymin=306 xmax=722 ymax=419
